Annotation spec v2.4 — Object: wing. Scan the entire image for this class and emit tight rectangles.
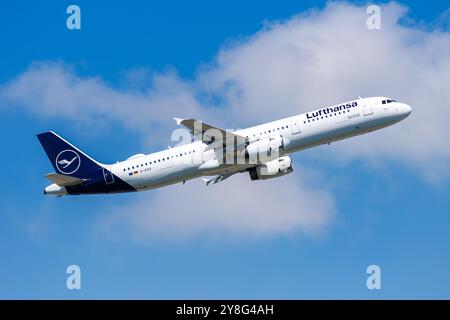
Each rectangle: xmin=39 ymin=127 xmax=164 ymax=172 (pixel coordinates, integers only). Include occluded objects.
xmin=173 ymin=117 xmax=250 ymax=167
xmin=46 ymin=173 xmax=86 ymax=187
xmin=201 ymin=165 xmax=255 ymax=186
xmin=202 ymin=172 xmax=237 ymax=186
xmin=173 ymin=118 xmax=246 ymax=144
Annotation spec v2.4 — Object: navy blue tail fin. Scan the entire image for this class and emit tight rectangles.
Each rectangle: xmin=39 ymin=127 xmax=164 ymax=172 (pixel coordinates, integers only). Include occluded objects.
xmin=37 ymin=131 xmax=103 ymax=178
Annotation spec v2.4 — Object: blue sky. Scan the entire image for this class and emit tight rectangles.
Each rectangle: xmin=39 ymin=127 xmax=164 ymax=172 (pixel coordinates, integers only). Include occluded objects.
xmin=1 ymin=0 xmax=450 ymax=299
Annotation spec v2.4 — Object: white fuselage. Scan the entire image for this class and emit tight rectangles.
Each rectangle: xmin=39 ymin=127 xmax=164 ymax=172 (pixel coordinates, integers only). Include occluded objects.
xmin=104 ymin=96 xmax=411 ymax=191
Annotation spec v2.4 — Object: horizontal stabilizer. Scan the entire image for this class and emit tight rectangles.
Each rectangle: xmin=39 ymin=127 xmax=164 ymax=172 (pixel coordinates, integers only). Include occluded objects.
xmin=46 ymin=173 xmax=86 ymax=187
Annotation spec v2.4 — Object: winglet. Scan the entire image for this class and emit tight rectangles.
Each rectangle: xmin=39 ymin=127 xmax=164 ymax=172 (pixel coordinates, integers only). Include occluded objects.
xmin=173 ymin=117 xmax=184 ymax=126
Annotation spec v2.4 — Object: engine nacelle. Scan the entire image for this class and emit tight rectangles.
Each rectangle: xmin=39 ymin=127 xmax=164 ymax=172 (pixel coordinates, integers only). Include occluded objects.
xmin=249 ymin=156 xmax=294 ymax=180
xmin=245 ymin=135 xmax=290 ymax=163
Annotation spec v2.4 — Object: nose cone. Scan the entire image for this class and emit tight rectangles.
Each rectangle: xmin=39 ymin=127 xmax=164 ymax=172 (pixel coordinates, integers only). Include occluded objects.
xmin=399 ymin=103 xmax=412 ymax=118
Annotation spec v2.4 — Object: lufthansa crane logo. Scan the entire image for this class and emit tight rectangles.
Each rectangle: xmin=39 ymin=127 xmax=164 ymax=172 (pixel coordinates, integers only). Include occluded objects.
xmin=56 ymin=150 xmax=81 ymax=174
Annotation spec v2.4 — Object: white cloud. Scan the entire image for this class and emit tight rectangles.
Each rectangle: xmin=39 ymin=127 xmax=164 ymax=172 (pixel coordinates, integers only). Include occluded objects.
xmin=0 ymin=62 xmax=217 ymax=146
xmin=98 ymin=168 xmax=335 ymax=243
xmin=2 ymin=1 xmax=450 ymax=239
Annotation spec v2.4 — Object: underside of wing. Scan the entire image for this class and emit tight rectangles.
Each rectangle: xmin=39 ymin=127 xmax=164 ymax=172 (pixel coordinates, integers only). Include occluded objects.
xmin=202 ymin=172 xmax=236 ymax=186
xmin=201 ymin=166 xmax=254 ymax=186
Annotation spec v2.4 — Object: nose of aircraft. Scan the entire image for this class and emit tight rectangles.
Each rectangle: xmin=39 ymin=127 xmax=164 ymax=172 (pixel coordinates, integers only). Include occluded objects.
xmin=398 ymin=103 xmax=412 ymax=118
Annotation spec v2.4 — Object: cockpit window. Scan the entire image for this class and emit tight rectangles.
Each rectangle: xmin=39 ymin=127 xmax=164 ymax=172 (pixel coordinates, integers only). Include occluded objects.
xmin=382 ymin=99 xmax=396 ymax=104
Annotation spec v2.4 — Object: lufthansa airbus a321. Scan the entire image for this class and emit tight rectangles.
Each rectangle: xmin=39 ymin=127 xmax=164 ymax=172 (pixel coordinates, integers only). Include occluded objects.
xmin=37 ymin=96 xmax=411 ymax=196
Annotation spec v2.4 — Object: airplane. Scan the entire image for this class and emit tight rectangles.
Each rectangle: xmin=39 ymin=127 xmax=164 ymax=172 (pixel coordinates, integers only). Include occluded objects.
xmin=37 ymin=96 xmax=411 ymax=196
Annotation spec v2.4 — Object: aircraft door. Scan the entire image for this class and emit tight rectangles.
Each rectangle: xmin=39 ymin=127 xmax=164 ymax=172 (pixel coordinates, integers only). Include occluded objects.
xmin=103 ymin=168 xmax=115 ymax=185
xmin=290 ymin=119 xmax=301 ymax=135
xmin=363 ymin=101 xmax=374 ymax=116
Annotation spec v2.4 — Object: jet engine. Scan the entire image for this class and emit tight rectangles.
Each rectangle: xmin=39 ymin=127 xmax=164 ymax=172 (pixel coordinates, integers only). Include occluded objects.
xmin=245 ymin=135 xmax=290 ymax=163
xmin=248 ymin=156 xmax=293 ymax=180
